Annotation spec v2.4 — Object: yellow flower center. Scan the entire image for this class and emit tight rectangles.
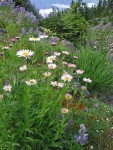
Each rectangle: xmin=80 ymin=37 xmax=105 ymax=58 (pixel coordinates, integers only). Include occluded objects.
xmin=55 ymin=83 xmax=59 ymax=86
xmin=66 ymin=95 xmax=72 ymax=100
xmin=65 ymin=77 xmax=70 ymax=81
xmin=33 ymin=38 xmax=37 ymax=41
xmin=29 ymin=80 xmax=35 ymax=85
xmin=22 ymin=51 xmax=29 ymax=57
xmin=51 ymin=66 xmax=54 ymax=69
xmin=6 ymin=87 xmax=10 ymax=91
xmin=61 ymin=108 xmax=69 ymax=114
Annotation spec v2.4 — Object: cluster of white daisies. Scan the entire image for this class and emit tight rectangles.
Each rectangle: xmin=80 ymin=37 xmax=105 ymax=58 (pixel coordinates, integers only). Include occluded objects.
xmin=3 ymin=43 xmax=92 ymax=92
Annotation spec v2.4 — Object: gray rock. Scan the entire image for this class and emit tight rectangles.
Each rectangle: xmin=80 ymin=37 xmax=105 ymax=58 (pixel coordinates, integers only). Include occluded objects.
xmin=110 ymin=48 xmax=113 ymax=53
xmin=0 ymin=28 xmax=7 ymax=33
xmin=77 ymin=84 xmax=91 ymax=98
xmin=86 ymin=40 xmax=99 ymax=49
xmin=52 ymin=36 xmax=60 ymax=43
xmin=61 ymin=39 xmax=75 ymax=51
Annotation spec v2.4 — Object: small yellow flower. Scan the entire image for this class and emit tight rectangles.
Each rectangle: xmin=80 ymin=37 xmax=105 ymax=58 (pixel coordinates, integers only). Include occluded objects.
xmin=61 ymin=108 xmax=69 ymax=114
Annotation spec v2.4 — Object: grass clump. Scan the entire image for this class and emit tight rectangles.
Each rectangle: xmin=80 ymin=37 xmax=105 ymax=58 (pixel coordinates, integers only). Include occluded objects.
xmin=76 ymin=48 xmax=113 ymax=94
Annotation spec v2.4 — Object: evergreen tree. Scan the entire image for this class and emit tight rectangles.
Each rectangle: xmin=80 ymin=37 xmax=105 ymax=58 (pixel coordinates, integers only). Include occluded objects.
xmin=108 ymin=0 xmax=113 ymax=13
xmin=71 ymin=0 xmax=75 ymax=6
xmin=102 ymin=0 xmax=106 ymax=9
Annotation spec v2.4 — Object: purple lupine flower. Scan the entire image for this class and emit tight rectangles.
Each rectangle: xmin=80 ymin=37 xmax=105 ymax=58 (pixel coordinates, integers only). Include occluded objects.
xmin=14 ymin=8 xmax=18 ymax=14
xmin=74 ymin=133 xmax=88 ymax=145
xmin=0 ymin=0 xmax=6 ymax=6
xmin=84 ymin=107 xmax=88 ymax=112
xmin=16 ymin=6 xmax=20 ymax=12
xmin=29 ymin=27 xmax=34 ymax=34
xmin=74 ymin=134 xmax=81 ymax=142
xmin=80 ymin=124 xmax=86 ymax=131
xmin=79 ymin=124 xmax=87 ymax=134
xmin=74 ymin=124 xmax=88 ymax=145
xmin=20 ymin=7 xmax=26 ymax=13
xmin=50 ymin=37 xmax=57 ymax=46
xmin=8 ymin=0 xmax=13 ymax=3
xmin=22 ymin=28 xmax=26 ymax=35
xmin=80 ymin=134 xmax=88 ymax=145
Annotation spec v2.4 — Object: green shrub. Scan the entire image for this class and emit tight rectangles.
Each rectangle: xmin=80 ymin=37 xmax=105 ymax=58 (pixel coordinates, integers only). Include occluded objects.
xmin=41 ymin=8 xmax=87 ymax=43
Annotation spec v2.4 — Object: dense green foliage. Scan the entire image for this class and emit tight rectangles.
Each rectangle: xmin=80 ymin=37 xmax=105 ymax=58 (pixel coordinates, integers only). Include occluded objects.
xmin=41 ymin=8 xmax=87 ymax=44
xmin=41 ymin=0 xmax=113 ymax=44
xmin=0 ymin=1 xmax=113 ymax=150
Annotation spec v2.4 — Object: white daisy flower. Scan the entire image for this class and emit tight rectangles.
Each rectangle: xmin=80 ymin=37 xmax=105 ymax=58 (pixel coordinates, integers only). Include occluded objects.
xmin=16 ymin=49 xmax=34 ymax=59
xmin=39 ymin=34 xmax=48 ymax=39
xmin=61 ymin=108 xmax=69 ymax=114
xmin=2 ymin=46 xmax=10 ymax=50
xmin=51 ymin=81 xmax=58 ymax=87
xmin=29 ymin=37 xmax=40 ymax=42
xmin=83 ymin=78 xmax=92 ymax=83
xmin=76 ymin=69 xmax=84 ymax=74
xmin=61 ymin=72 xmax=73 ymax=82
xmin=3 ymin=85 xmax=12 ymax=92
xmin=65 ymin=93 xmax=72 ymax=100
xmin=73 ymin=56 xmax=78 ymax=59
xmin=62 ymin=51 xmax=69 ymax=55
xmin=25 ymin=79 xmax=37 ymax=86
xmin=62 ymin=61 xmax=68 ymax=65
xmin=19 ymin=65 xmax=27 ymax=71
xmin=51 ymin=81 xmax=64 ymax=88
xmin=57 ymin=82 xmax=64 ymax=88
xmin=48 ymin=63 xmax=57 ymax=70
xmin=43 ymin=72 xmax=51 ymax=77
xmin=46 ymin=55 xmax=56 ymax=63
xmin=54 ymin=52 xmax=61 ymax=56
xmin=68 ymin=63 xmax=76 ymax=68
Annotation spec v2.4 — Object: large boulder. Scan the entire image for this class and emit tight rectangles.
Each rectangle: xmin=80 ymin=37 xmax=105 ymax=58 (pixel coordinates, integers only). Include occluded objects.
xmin=61 ymin=39 xmax=75 ymax=51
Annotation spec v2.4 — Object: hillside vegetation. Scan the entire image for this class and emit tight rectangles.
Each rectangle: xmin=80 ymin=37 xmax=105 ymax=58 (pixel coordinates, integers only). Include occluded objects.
xmin=0 ymin=0 xmax=113 ymax=150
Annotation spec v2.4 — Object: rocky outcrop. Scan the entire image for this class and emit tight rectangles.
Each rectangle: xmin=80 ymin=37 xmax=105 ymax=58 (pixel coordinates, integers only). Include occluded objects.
xmin=61 ymin=39 xmax=76 ymax=51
